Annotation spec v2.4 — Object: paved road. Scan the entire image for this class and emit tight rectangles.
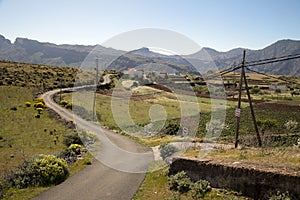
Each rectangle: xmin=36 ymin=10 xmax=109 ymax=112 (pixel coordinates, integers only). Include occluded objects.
xmin=33 ymin=88 xmax=154 ymax=200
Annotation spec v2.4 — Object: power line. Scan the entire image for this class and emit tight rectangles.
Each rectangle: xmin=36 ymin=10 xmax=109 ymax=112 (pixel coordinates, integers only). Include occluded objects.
xmin=246 ymin=67 xmax=298 ymax=84
xmin=245 ymin=54 xmax=300 ymax=67
xmin=204 ymin=52 xmax=300 ymax=80
xmin=245 ymin=52 xmax=300 ymax=65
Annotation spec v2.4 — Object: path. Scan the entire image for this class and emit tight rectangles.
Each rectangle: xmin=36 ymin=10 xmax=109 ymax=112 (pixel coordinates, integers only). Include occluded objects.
xmin=32 ymin=88 xmax=154 ymax=200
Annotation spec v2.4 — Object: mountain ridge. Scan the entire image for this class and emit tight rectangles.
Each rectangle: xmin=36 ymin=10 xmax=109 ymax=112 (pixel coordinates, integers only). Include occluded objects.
xmin=0 ymin=34 xmax=299 ymax=75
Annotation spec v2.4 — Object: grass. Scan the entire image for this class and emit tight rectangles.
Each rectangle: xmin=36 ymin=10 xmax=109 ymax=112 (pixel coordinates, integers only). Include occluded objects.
xmin=2 ymin=187 xmax=50 ymax=200
xmin=69 ymin=151 xmax=93 ymax=176
xmin=0 ymin=86 xmax=94 ymax=199
xmin=0 ymin=86 xmax=70 ymax=176
xmin=2 ymin=152 xmax=93 ymax=200
xmin=62 ymin=84 xmax=245 ymax=132
xmin=133 ymin=167 xmax=250 ymax=200
xmin=184 ymin=146 xmax=300 ymax=172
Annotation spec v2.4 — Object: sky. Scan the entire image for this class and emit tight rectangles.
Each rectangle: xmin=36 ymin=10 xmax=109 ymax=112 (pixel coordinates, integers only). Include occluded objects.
xmin=0 ymin=0 xmax=300 ymax=52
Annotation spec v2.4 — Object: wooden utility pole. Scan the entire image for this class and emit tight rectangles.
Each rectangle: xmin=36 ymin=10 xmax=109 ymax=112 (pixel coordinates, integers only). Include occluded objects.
xmin=242 ymin=60 xmax=262 ymax=147
xmin=234 ymin=51 xmax=245 ymax=148
xmin=235 ymin=50 xmax=262 ymax=148
xmin=92 ymin=56 xmax=99 ymax=121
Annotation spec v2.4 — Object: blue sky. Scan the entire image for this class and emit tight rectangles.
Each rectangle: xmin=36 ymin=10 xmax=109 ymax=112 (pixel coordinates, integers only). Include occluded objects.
xmin=0 ymin=0 xmax=300 ymax=52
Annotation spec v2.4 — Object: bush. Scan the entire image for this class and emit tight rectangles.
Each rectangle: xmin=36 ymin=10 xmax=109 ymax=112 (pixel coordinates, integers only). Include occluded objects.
xmin=34 ymin=102 xmax=45 ymax=109
xmin=269 ymin=191 xmax=291 ymax=200
xmin=56 ymin=148 xmax=77 ymax=165
xmin=36 ymin=107 xmax=43 ymax=114
xmin=60 ymin=100 xmax=69 ymax=107
xmin=63 ymin=131 xmax=83 ymax=147
xmin=275 ymin=88 xmax=281 ymax=94
xmin=24 ymin=101 xmax=31 ymax=107
xmin=257 ymin=119 xmax=278 ymax=135
xmin=31 ymin=154 xmax=69 ymax=186
xmin=162 ymin=121 xmax=180 ymax=135
xmin=251 ymin=87 xmax=261 ymax=94
xmin=65 ymin=102 xmax=72 ymax=109
xmin=284 ymin=120 xmax=298 ymax=133
xmin=68 ymin=144 xmax=83 ymax=155
xmin=190 ymin=179 xmax=211 ymax=199
xmin=8 ymin=154 xmax=69 ymax=188
xmin=159 ymin=143 xmax=178 ymax=160
xmin=168 ymin=171 xmax=192 ymax=194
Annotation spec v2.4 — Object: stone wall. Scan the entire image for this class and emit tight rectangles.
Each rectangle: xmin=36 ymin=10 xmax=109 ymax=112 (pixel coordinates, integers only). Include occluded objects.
xmin=169 ymin=158 xmax=300 ymax=199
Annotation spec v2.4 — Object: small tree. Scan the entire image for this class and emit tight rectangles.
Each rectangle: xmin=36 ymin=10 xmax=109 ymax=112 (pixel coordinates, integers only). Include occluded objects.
xmin=257 ymin=119 xmax=278 ymax=136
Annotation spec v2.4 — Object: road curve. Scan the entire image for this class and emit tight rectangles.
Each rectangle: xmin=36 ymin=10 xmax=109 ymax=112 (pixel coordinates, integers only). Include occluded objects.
xmin=33 ymin=88 xmax=153 ymax=200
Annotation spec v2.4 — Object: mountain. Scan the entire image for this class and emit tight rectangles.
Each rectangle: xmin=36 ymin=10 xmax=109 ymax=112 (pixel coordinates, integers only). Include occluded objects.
xmin=0 ymin=34 xmax=299 ymax=75
xmin=0 ymin=35 xmax=124 ymax=67
xmin=188 ymin=40 xmax=300 ymax=76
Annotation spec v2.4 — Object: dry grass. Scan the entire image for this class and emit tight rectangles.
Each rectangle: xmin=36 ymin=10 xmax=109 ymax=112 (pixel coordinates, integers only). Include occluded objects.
xmin=184 ymin=146 xmax=300 ymax=174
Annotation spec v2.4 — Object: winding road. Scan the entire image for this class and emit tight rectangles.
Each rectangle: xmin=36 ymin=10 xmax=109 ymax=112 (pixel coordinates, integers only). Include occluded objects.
xmin=32 ymin=88 xmax=154 ymax=200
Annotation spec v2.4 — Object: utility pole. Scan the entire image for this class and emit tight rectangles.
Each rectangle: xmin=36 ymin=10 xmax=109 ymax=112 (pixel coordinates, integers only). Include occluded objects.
xmin=235 ymin=50 xmax=262 ymax=148
xmin=92 ymin=56 xmax=99 ymax=121
xmin=234 ymin=51 xmax=245 ymax=148
xmin=242 ymin=59 xmax=262 ymax=147
xmin=59 ymin=78 xmax=63 ymax=102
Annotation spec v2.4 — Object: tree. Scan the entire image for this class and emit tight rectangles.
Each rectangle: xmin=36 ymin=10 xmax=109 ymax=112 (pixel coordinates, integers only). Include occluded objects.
xmin=257 ymin=119 xmax=278 ymax=136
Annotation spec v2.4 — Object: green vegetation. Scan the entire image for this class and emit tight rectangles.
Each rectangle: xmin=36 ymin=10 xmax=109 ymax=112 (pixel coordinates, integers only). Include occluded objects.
xmin=0 ymin=86 xmax=68 ymax=176
xmin=0 ymin=60 xmax=94 ymax=92
xmin=7 ymin=154 xmax=69 ymax=189
xmin=0 ymin=86 xmax=95 ymax=199
xmin=134 ymin=168 xmax=249 ymax=200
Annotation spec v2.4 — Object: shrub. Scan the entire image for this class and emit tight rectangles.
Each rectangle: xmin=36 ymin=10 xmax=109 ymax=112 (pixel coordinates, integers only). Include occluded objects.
xmin=35 ymin=98 xmax=45 ymax=104
xmin=68 ymin=144 xmax=83 ymax=155
xmin=162 ymin=121 xmax=180 ymax=135
xmin=168 ymin=171 xmax=192 ymax=194
xmin=284 ymin=120 xmax=298 ymax=133
xmin=24 ymin=101 xmax=31 ymax=107
xmin=36 ymin=107 xmax=43 ymax=114
xmin=275 ymin=88 xmax=281 ymax=94
xmin=257 ymin=119 xmax=278 ymax=135
xmin=34 ymin=102 xmax=45 ymax=109
xmin=190 ymin=179 xmax=212 ymax=199
xmin=10 ymin=106 xmax=17 ymax=111
xmin=269 ymin=191 xmax=291 ymax=200
xmin=8 ymin=154 xmax=69 ymax=188
xmin=63 ymin=131 xmax=83 ymax=147
xmin=56 ymin=148 xmax=77 ymax=165
xmin=159 ymin=143 xmax=178 ymax=160
xmin=31 ymin=154 xmax=69 ymax=186
xmin=65 ymin=102 xmax=72 ymax=109
xmin=60 ymin=100 xmax=69 ymax=107
xmin=251 ymin=87 xmax=261 ymax=94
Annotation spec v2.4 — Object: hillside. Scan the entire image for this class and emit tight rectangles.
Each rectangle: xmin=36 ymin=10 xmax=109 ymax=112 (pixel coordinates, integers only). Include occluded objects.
xmin=0 ymin=34 xmax=300 ymax=75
